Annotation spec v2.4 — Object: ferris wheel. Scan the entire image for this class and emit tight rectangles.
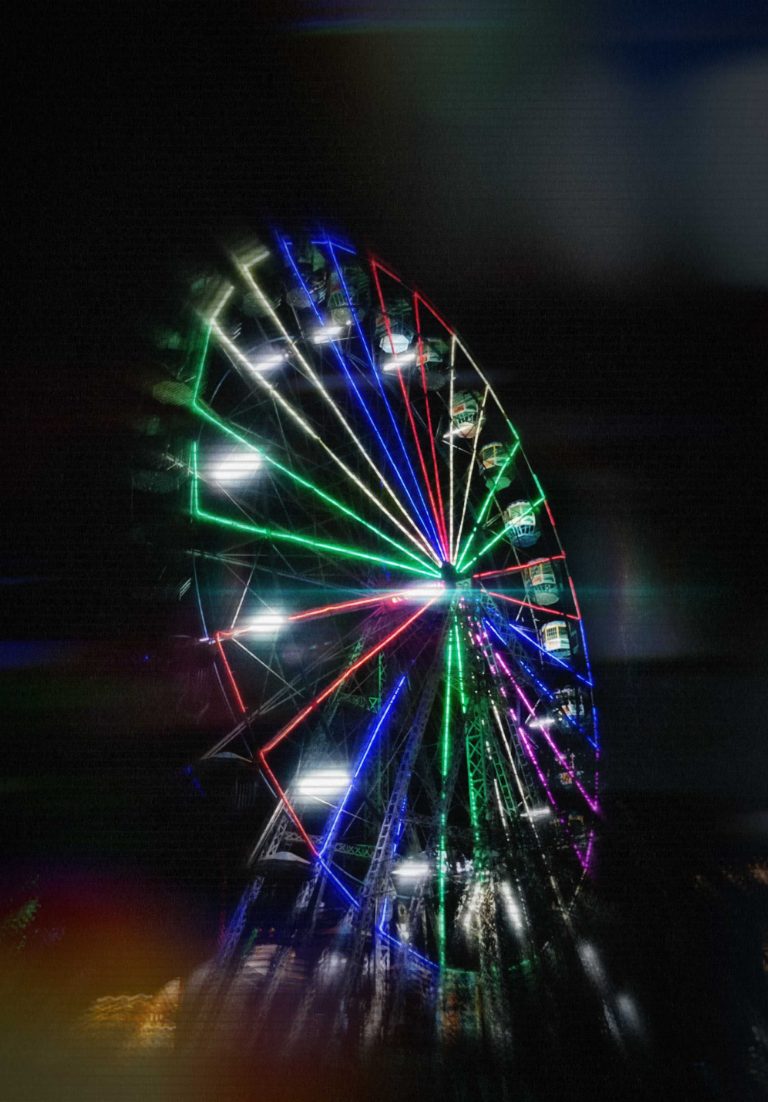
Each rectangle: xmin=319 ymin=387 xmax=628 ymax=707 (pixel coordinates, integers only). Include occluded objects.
xmin=182 ymin=229 xmax=599 ymax=1047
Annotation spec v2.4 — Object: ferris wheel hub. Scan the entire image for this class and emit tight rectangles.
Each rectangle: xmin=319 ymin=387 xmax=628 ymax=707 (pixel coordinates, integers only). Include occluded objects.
xmin=440 ymin=562 xmax=459 ymax=588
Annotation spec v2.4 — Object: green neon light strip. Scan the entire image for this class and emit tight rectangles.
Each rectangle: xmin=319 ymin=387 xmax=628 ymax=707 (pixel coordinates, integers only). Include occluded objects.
xmin=191 ymin=401 xmax=440 ymax=577
xmin=437 ymin=633 xmax=453 ymax=971
xmin=505 ymin=419 xmax=521 ymax=442
xmin=212 ymin=316 xmax=439 ymax=566
xmin=191 ymin=323 xmax=212 ymax=404
xmin=194 ymin=504 xmax=440 ymax=578
xmin=193 ymin=436 xmax=435 ymax=579
xmin=466 ymin=728 xmax=483 ymax=865
xmin=458 ymin=493 xmax=545 ymax=576
xmin=452 ymin=618 xmax=467 ymax=715
xmin=190 ymin=441 xmax=200 ymax=515
xmin=455 ymin=443 xmax=520 ymax=572
xmin=449 ymin=385 xmax=491 ymax=559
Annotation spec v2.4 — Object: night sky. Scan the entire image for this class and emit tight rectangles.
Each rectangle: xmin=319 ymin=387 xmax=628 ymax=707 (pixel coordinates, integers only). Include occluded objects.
xmin=4 ymin=2 xmax=768 ymax=1094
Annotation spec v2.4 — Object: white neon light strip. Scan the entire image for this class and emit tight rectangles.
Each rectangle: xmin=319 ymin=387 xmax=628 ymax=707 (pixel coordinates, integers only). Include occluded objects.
xmin=210 ymin=323 xmax=437 ymax=567
xmin=452 ymin=385 xmax=489 ymax=563
xmin=235 ymin=261 xmax=440 ymax=565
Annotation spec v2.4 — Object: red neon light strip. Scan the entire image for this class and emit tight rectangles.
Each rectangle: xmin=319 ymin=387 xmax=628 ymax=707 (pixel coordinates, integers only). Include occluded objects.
xmin=486 ymin=589 xmax=580 ymax=621
xmin=568 ymin=575 xmax=583 ymax=621
xmin=257 ymin=754 xmax=319 ymax=855
xmin=215 ymin=595 xmax=387 ymax=639
xmin=544 ymin=500 xmax=558 ymax=530
xmin=215 ymin=633 xmax=247 ymax=714
xmin=413 ymin=294 xmax=450 ymax=556
xmin=412 ymin=290 xmax=455 ymax=338
xmin=370 ymin=260 xmax=448 ymax=559
xmin=472 ymin=552 xmax=566 ymax=581
xmin=369 ymin=256 xmax=403 ymax=285
xmin=394 ymin=365 xmax=449 ymax=561
xmin=261 ymin=599 xmax=435 ymax=755
xmin=288 ymin=593 xmax=387 ymax=622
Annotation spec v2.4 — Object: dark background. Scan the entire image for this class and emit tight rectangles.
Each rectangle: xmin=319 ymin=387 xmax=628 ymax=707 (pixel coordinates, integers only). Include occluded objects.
xmin=3 ymin=2 xmax=768 ymax=1096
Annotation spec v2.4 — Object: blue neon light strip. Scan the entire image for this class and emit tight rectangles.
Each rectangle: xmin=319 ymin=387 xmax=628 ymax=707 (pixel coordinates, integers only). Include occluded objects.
xmin=309 ymin=672 xmax=436 ymax=968
xmin=278 ymin=235 xmax=441 ymax=557
xmin=484 ymin=608 xmax=593 ymax=688
xmin=319 ymin=674 xmax=407 ymax=857
xmin=311 ymin=236 xmax=355 ymax=255
xmin=318 ymin=841 xmax=437 ymax=971
xmin=321 ymin=236 xmax=444 ymax=558
xmin=483 ymin=618 xmax=598 ymax=751
xmin=517 ymin=656 xmax=598 ymax=751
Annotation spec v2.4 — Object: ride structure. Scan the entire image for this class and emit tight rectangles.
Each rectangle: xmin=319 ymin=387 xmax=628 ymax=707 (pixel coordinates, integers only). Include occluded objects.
xmin=179 ymin=230 xmax=600 ymax=1064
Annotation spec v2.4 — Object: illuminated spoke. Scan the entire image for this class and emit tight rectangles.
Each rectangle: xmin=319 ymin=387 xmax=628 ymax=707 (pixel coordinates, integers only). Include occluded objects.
xmin=319 ymin=675 xmax=408 ymax=858
xmin=370 ymin=260 xmax=449 ymax=560
xmin=483 ymin=609 xmax=593 ymax=689
xmin=488 ymin=645 xmax=598 ymax=813
xmin=437 ymin=631 xmax=453 ymax=969
xmin=234 ymin=261 xmax=440 ymax=565
xmin=472 ymin=552 xmax=565 ymax=582
xmin=458 ymin=492 xmax=543 ymax=576
xmin=451 ymin=384 xmax=489 ymax=564
xmin=194 ymin=503 xmax=440 ymax=579
xmin=455 ymin=441 xmax=520 ymax=572
xmin=191 ymin=411 xmax=438 ymax=575
xmin=484 ymin=589 xmax=580 ymax=622
xmin=261 ymin=598 xmax=436 ymax=754
xmin=281 ymin=236 xmax=441 ymax=558
xmin=414 ymin=294 xmax=450 ymax=557
xmin=321 ymin=238 xmax=444 ymax=557
xmin=209 ymin=322 xmax=438 ymax=567
xmin=448 ymin=336 xmax=456 ymax=560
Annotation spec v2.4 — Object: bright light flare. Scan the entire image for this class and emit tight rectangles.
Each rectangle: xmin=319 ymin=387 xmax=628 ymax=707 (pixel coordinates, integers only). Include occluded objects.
xmin=393 ymin=859 xmax=432 ymax=881
xmin=247 ymin=350 xmax=287 ymax=373
xmin=311 ymin=324 xmax=345 ymax=344
xmin=241 ymin=610 xmax=286 ymax=637
xmin=381 ymin=351 xmax=416 ymax=372
xmin=209 ymin=448 xmax=262 ymax=485
xmin=294 ymin=768 xmax=351 ymax=801
xmin=388 ymin=581 xmax=446 ymax=606
xmin=527 ymin=715 xmax=556 ymax=730
xmin=500 ymin=880 xmax=525 ymax=935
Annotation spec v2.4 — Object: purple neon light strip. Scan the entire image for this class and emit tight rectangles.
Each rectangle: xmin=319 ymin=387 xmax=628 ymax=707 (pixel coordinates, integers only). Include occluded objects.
xmin=490 ymin=647 xmax=599 ymax=814
xmin=479 ymin=632 xmax=595 ymax=871
xmin=483 ymin=616 xmax=598 ymax=753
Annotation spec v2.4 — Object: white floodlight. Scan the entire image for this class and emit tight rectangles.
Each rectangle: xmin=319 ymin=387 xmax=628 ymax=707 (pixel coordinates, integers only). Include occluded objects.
xmin=247 ymin=350 xmax=287 ymax=373
xmin=402 ymin=581 xmax=445 ymax=602
xmin=393 ymin=859 xmax=431 ymax=882
xmin=294 ymin=768 xmax=351 ymax=801
xmin=380 ymin=350 xmax=416 ymax=373
xmin=210 ymin=448 xmax=262 ymax=485
xmin=500 ymin=881 xmax=525 ymax=934
xmin=311 ymin=324 xmax=344 ymax=345
xmin=527 ymin=715 xmax=556 ymax=730
xmin=242 ymin=609 xmax=286 ymax=637
xmin=522 ymin=806 xmax=552 ymax=820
